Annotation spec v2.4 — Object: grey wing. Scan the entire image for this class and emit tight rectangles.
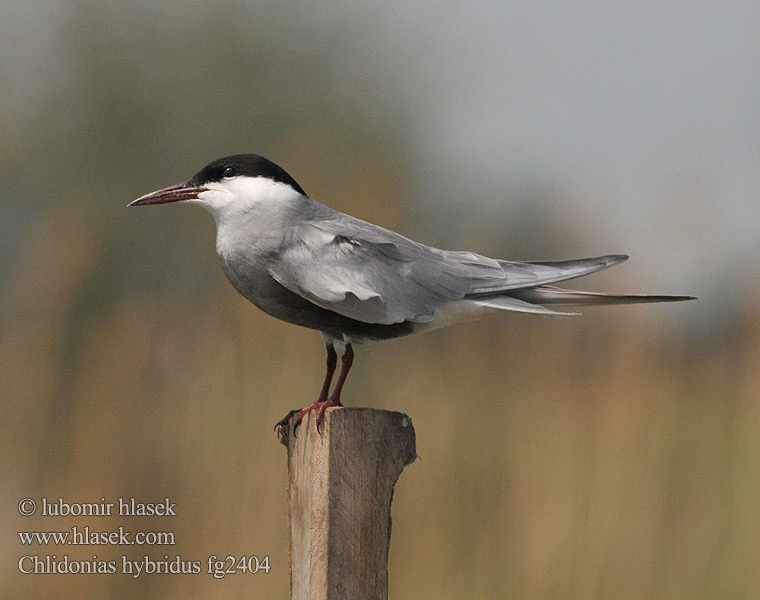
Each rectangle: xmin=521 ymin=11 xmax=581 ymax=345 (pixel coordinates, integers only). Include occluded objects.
xmin=267 ymin=218 xmax=476 ymax=325
xmin=267 ymin=215 xmax=631 ymax=325
xmin=464 ymin=254 xmax=628 ymax=293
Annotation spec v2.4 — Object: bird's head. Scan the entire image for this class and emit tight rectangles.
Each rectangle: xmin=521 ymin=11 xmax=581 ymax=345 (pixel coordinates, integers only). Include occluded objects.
xmin=129 ymin=154 xmax=307 ymax=223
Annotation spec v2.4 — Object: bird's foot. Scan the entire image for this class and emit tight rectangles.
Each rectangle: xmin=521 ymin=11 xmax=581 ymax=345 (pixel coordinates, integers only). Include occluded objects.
xmin=274 ymin=399 xmax=343 ymax=443
xmin=274 ymin=409 xmax=301 ymax=445
xmin=310 ymin=398 xmax=343 ymax=434
xmin=294 ymin=398 xmax=344 ymax=436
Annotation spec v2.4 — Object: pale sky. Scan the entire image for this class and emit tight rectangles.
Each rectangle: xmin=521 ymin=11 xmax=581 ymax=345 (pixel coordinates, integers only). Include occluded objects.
xmin=351 ymin=1 xmax=759 ymax=308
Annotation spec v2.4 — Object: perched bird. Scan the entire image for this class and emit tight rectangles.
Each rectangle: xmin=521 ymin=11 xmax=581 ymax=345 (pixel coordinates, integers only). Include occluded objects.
xmin=130 ymin=154 xmax=694 ymax=433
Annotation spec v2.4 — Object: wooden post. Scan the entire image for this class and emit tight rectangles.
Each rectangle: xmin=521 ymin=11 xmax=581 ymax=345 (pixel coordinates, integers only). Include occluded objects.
xmin=283 ymin=407 xmax=417 ymax=600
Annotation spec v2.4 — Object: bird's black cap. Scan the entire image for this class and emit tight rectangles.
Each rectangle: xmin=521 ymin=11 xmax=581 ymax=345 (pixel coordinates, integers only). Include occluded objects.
xmin=186 ymin=154 xmax=306 ymax=195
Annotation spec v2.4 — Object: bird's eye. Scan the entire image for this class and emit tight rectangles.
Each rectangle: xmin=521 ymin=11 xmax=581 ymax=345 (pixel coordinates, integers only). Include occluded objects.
xmin=221 ymin=166 xmax=235 ymax=178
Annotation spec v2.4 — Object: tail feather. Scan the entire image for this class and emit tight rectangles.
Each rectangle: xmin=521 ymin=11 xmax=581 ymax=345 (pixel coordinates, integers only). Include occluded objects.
xmin=473 ymin=294 xmax=580 ymax=317
xmin=461 ymin=255 xmax=695 ymax=318
xmin=509 ymin=285 xmax=697 ymax=307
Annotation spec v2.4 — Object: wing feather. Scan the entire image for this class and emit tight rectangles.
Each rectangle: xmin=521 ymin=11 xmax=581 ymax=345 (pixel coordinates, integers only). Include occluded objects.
xmin=268 ymin=219 xmax=471 ymax=324
xmin=267 ymin=215 xmax=632 ymax=325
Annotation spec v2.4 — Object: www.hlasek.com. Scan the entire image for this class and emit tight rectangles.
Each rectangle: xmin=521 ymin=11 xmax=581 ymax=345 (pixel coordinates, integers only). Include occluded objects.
xmin=19 ymin=527 xmax=175 ymax=546
xmin=17 ymin=497 xmax=270 ymax=578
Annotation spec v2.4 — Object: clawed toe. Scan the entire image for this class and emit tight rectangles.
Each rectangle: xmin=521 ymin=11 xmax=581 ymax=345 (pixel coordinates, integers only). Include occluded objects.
xmin=274 ymin=409 xmax=300 ymax=444
xmin=274 ymin=399 xmax=343 ymax=441
xmin=314 ymin=399 xmax=342 ymax=434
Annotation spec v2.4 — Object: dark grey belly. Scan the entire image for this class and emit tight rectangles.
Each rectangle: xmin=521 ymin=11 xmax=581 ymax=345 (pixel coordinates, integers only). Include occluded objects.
xmin=220 ymin=257 xmax=413 ymax=342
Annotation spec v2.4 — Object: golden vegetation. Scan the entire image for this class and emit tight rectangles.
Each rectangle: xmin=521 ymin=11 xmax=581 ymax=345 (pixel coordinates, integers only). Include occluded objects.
xmin=2 ymin=4 xmax=756 ymax=599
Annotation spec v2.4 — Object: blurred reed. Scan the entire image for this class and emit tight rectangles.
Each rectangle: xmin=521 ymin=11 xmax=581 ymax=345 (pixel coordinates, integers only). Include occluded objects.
xmin=2 ymin=2 xmax=757 ymax=599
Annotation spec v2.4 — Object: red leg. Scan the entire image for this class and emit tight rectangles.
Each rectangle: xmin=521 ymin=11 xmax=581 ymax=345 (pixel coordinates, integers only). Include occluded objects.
xmin=311 ymin=344 xmax=353 ymax=430
xmin=275 ymin=342 xmax=352 ymax=440
xmin=316 ymin=343 xmax=337 ymax=403
xmin=329 ymin=343 xmax=353 ymax=404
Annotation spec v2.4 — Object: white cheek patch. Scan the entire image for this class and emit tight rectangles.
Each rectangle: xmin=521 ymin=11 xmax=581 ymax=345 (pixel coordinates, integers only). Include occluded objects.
xmin=189 ymin=177 xmax=301 ymax=225
xmin=188 ymin=186 xmax=232 ymax=223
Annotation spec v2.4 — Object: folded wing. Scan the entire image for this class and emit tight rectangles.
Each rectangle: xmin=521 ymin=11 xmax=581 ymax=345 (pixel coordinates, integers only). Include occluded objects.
xmin=267 ymin=216 xmax=636 ymax=325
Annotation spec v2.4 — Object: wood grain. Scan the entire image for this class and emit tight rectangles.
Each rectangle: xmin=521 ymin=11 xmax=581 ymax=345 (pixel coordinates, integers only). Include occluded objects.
xmin=285 ymin=408 xmax=417 ymax=600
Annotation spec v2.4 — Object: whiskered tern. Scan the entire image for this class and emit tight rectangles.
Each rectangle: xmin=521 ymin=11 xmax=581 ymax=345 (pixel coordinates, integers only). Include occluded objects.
xmin=130 ymin=154 xmax=694 ymax=434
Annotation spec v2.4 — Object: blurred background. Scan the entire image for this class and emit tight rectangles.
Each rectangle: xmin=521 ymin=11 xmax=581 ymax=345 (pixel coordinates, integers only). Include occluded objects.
xmin=2 ymin=1 xmax=758 ymax=598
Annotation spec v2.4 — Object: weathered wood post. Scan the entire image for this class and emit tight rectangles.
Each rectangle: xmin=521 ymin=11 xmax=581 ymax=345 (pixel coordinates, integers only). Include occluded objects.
xmin=282 ymin=407 xmax=417 ymax=600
